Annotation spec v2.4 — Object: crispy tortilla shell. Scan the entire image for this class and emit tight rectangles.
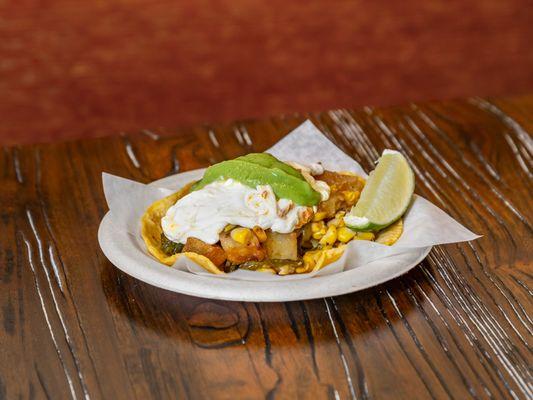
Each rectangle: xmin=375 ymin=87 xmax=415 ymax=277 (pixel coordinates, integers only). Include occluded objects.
xmin=375 ymin=218 xmax=403 ymax=246
xmin=302 ymin=245 xmax=346 ymax=273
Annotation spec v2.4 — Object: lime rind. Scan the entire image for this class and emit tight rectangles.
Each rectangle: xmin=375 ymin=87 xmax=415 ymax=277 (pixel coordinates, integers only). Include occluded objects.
xmin=345 ymin=150 xmax=414 ymax=232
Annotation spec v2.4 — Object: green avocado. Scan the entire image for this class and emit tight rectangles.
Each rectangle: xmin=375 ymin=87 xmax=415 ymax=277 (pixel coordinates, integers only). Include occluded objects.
xmin=236 ymin=153 xmax=303 ymax=179
xmin=191 ymin=158 xmax=321 ymax=206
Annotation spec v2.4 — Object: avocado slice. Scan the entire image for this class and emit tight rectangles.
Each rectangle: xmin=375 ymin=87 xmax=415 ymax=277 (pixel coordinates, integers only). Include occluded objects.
xmin=191 ymin=159 xmax=321 ymax=206
xmin=236 ymin=153 xmax=303 ymax=179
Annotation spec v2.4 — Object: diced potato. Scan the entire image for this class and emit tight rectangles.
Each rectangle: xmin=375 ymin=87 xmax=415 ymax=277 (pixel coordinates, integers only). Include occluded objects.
xmin=183 ymin=237 xmax=227 ymax=266
xmin=265 ymin=231 xmax=298 ymax=260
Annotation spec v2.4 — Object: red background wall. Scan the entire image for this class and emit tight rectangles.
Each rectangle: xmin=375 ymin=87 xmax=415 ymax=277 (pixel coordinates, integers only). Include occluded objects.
xmin=1 ymin=1 xmax=532 ymax=145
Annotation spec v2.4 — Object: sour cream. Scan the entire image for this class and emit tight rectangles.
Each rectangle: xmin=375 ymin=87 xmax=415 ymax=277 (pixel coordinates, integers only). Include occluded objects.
xmin=286 ymin=161 xmax=330 ymax=201
xmin=161 ymin=179 xmax=313 ymax=244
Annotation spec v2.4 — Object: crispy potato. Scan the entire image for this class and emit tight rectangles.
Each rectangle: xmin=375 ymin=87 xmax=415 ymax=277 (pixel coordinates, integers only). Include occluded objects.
xmin=219 ymin=232 xmax=266 ymax=264
xmin=183 ymin=237 xmax=227 ymax=267
xmin=265 ymin=231 xmax=298 ymax=260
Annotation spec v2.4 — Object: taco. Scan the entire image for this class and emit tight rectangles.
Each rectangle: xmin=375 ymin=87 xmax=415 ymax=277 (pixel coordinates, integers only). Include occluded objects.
xmin=141 ymin=152 xmax=405 ymax=275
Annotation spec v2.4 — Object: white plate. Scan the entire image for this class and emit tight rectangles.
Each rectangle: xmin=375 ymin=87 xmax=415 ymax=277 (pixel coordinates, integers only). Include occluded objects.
xmin=98 ymin=171 xmax=431 ymax=301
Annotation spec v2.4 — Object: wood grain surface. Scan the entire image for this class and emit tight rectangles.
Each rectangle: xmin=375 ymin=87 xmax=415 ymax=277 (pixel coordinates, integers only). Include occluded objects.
xmin=0 ymin=96 xmax=531 ymax=399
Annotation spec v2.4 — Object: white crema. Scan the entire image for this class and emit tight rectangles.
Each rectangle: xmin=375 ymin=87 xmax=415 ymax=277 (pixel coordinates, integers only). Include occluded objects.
xmin=161 ymin=179 xmax=315 ymax=244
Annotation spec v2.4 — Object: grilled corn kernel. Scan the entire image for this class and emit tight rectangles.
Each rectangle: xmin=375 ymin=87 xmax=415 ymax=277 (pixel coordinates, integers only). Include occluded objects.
xmin=319 ymin=225 xmax=337 ymax=246
xmin=312 ymin=230 xmax=326 ymax=240
xmin=252 ymin=226 xmax=267 ymax=242
xmin=342 ymin=190 xmax=360 ymax=204
xmin=303 ymin=251 xmax=318 ymax=269
xmin=327 ymin=211 xmax=346 ymax=228
xmin=313 ymin=211 xmax=327 ymax=222
xmin=311 ymin=221 xmax=325 ymax=233
xmin=231 ymin=227 xmax=253 ymax=244
xmin=355 ymin=232 xmax=375 ymax=241
xmin=326 ymin=218 xmax=340 ymax=227
xmin=223 ymin=224 xmax=236 ymax=233
xmin=337 ymin=226 xmax=356 ymax=243
xmin=311 ymin=221 xmax=326 ymax=239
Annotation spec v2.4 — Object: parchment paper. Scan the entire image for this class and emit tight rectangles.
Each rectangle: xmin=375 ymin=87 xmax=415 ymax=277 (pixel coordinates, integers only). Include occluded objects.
xmin=102 ymin=121 xmax=480 ymax=281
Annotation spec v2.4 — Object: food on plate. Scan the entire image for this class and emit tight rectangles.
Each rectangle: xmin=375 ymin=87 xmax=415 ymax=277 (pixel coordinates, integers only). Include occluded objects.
xmin=141 ymin=151 xmax=414 ymax=275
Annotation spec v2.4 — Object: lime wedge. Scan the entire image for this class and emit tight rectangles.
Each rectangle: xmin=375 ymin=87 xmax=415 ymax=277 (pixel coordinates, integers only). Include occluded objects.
xmin=344 ymin=150 xmax=414 ymax=231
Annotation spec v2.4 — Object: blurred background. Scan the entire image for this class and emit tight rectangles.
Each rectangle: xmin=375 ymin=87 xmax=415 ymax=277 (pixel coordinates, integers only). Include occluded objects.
xmin=1 ymin=0 xmax=532 ymax=145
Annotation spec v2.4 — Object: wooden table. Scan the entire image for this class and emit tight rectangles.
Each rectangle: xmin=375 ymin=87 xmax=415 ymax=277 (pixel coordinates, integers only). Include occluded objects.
xmin=1 ymin=96 xmax=531 ymax=400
